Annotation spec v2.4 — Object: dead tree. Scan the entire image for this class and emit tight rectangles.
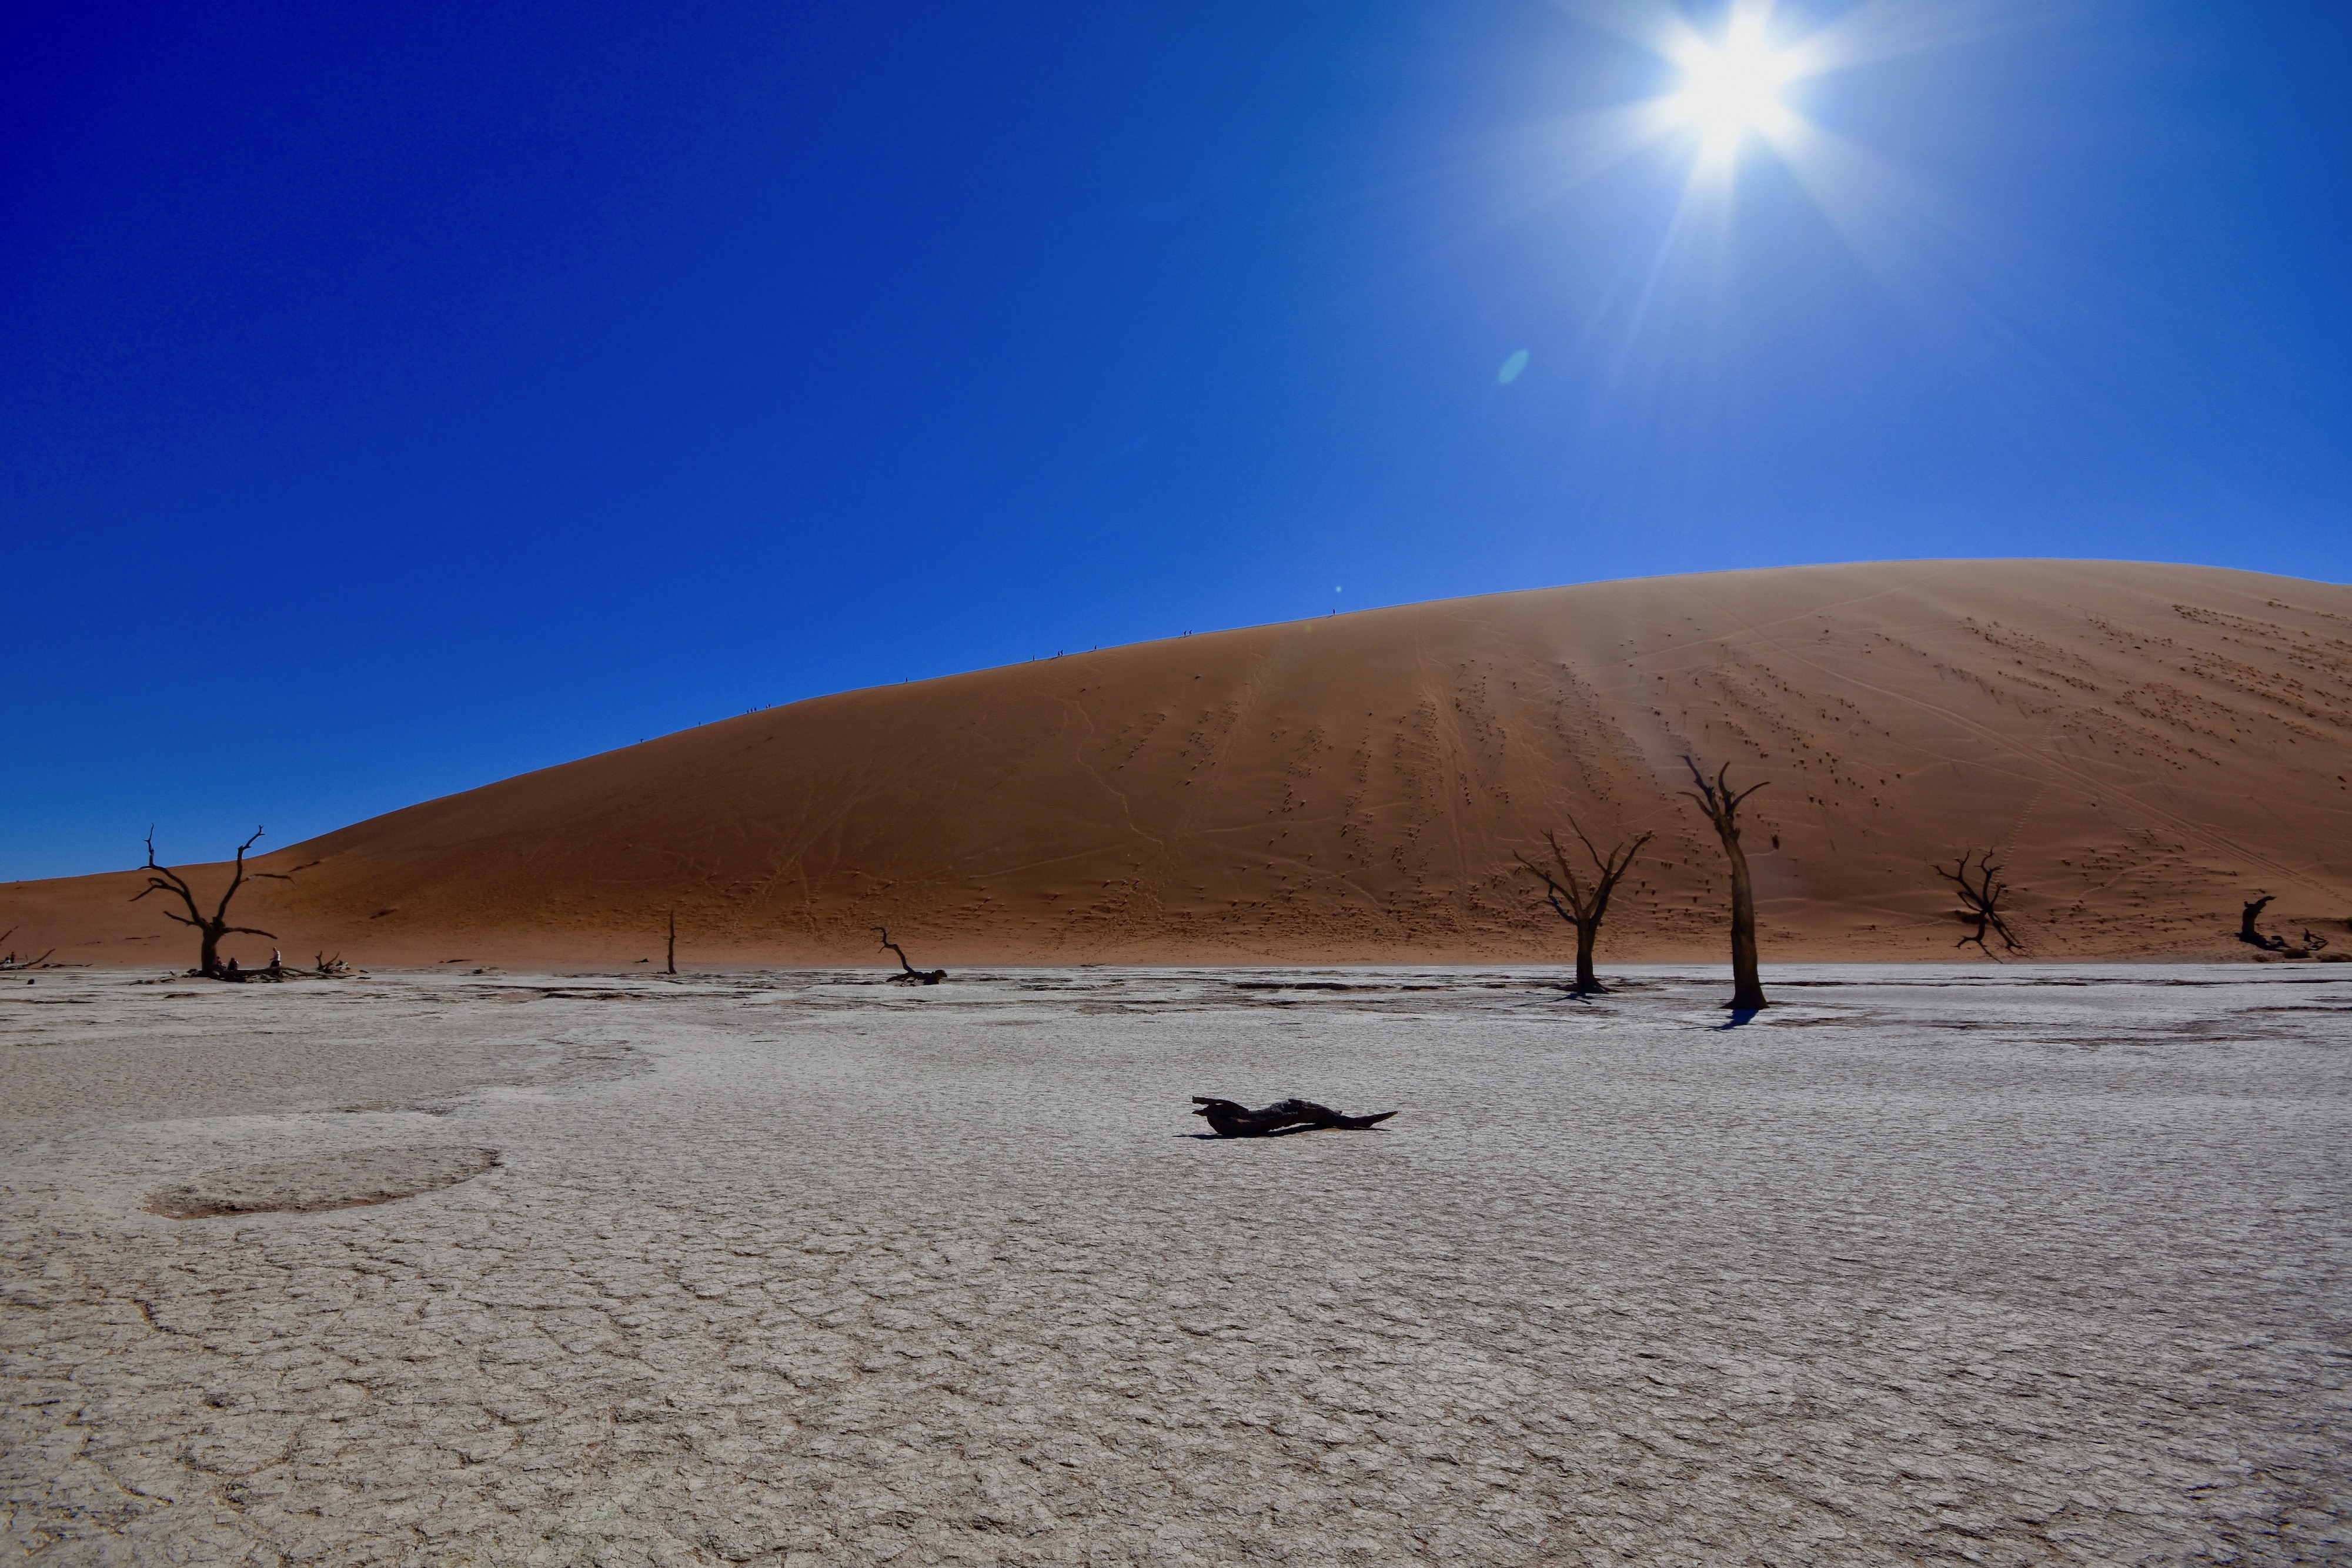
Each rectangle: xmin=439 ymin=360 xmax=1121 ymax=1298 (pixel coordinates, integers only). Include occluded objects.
xmin=0 ymin=931 xmax=57 ymax=971
xmin=667 ymin=911 xmax=677 ymax=975
xmin=1935 ymin=850 xmax=2022 ymax=955
xmin=2238 ymin=895 xmax=2290 ymax=952
xmin=876 ymin=927 xmax=946 ymax=984
xmin=132 ymin=827 xmax=286 ymax=978
xmin=1682 ymin=757 xmax=1768 ymax=1011
xmin=1190 ymin=1097 xmax=1396 ymax=1136
xmin=1514 ymin=820 xmax=1653 ymax=993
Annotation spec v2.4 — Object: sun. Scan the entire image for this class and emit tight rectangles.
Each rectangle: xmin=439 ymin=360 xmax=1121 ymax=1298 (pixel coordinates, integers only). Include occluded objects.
xmin=1669 ymin=18 xmax=1799 ymax=156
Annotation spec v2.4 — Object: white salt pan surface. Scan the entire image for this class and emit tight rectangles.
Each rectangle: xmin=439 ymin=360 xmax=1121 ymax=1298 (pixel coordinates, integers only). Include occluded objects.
xmin=3 ymin=964 xmax=2346 ymax=1564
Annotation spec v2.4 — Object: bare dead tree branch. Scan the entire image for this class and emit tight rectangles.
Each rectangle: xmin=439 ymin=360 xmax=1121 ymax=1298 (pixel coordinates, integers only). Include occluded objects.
xmin=0 ymin=929 xmax=58 ymax=971
xmin=208 ymin=826 xmax=268 ymax=928
xmin=875 ymin=926 xmax=946 ymax=985
xmin=1681 ymin=757 xmax=1769 ymax=1011
xmin=1514 ymin=818 xmax=1652 ymax=994
xmin=1934 ymin=850 xmax=2022 ymax=955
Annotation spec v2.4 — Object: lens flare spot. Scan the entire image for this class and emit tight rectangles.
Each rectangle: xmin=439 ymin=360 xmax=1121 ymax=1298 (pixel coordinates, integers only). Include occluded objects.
xmin=1671 ymin=19 xmax=1798 ymax=154
xmin=1498 ymin=349 xmax=1530 ymax=384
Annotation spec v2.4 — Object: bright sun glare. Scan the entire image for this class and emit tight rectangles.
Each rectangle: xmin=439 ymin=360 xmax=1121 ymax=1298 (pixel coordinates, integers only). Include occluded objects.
xmin=1670 ymin=19 xmax=1798 ymax=155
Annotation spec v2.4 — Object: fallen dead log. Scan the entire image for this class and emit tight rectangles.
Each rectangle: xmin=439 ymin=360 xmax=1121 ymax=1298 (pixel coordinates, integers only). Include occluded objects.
xmin=0 ymin=930 xmax=56 ymax=971
xmin=1190 ymin=1097 xmax=1396 ymax=1137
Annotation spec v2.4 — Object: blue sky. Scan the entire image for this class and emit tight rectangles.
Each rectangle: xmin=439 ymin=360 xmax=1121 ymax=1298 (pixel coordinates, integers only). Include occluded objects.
xmin=5 ymin=0 xmax=2347 ymax=880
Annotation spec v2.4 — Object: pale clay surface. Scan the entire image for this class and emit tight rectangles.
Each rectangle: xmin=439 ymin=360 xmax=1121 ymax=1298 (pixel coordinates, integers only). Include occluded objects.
xmin=2 ymin=964 xmax=2346 ymax=1566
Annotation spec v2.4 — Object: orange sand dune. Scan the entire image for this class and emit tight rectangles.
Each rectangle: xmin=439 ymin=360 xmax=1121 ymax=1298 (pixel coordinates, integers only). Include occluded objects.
xmin=9 ymin=560 xmax=2350 ymax=969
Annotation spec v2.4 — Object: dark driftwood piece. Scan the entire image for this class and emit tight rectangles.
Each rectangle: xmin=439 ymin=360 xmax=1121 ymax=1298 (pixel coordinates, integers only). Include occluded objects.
xmin=1936 ymin=850 xmax=2022 ymax=955
xmin=132 ymin=827 xmax=286 ymax=978
xmin=1515 ymin=820 xmax=1653 ymax=994
xmin=876 ymin=927 xmax=946 ymax=984
xmin=1190 ymin=1097 xmax=1396 ymax=1137
xmin=1681 ymin=757 xmax=1768 ymax=1011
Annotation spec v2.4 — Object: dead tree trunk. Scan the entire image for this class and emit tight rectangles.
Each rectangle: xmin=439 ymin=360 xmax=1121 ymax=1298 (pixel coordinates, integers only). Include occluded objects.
xmin=132 ymin=828 xmax=286 ymax=978
xmin=1190 ymin=1097 xmax=1396 ymax=1136
xmin=2239 ymin=896 xmax=2289 ymax=952
xmin=1515 ymin=821 xmax=1653 ymax=993
xmin=667 ymin=911 xmax=677 ymax=975
xmin=1935 ymin=850 xmax=2022 ymax=955
xmin=876 ymin=927 xmax=946 ymax=984
xmin=1682 ymin=758 xmax=1768 ymax=1011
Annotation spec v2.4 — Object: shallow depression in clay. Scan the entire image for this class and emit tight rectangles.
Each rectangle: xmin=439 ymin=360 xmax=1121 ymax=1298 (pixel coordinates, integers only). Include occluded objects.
xmin=144 ymin=1145 xmax=499 ymax=1218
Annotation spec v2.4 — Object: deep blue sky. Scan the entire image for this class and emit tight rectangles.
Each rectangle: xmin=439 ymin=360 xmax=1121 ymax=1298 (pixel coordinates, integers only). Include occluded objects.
xmin=6 ymin=0 xmax=2347 ymax=879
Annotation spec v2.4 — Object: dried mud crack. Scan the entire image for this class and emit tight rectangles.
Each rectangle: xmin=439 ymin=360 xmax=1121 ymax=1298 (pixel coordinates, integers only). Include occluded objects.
xmin=2 ymin=964 xmax=2347 ymax=1567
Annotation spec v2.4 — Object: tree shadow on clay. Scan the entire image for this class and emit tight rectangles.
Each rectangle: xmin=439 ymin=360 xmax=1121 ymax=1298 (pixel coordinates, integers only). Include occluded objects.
xmin=1179 ymin=1124 xmax=1389 ymax=1140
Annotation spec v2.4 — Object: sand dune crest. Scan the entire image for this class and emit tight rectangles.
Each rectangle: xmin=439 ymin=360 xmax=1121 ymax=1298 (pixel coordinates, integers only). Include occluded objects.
xmin=7 ymin=559 xmax=2348 ymax=965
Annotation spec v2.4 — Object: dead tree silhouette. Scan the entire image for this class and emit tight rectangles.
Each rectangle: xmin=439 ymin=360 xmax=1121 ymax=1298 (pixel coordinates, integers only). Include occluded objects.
xmin=1682 ymin=757 xmax=1769 ymax=1011
xmin=876 ymin=927 xmax=946 ymax=984
xmin=2238 ymin=896 xmax=2290 ymax=952
xmin=1935 ymin=850 xmax=2022 ymax=955
xmin=1514 ymin=820 xmax=1653 ymax=994
xmin=132 ymin=827 xmax=285 ymax=978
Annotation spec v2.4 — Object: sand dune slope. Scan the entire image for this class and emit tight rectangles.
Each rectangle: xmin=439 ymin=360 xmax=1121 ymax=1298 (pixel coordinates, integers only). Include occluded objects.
xmin=9 ymin=560 xmax=2350 ymax=965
